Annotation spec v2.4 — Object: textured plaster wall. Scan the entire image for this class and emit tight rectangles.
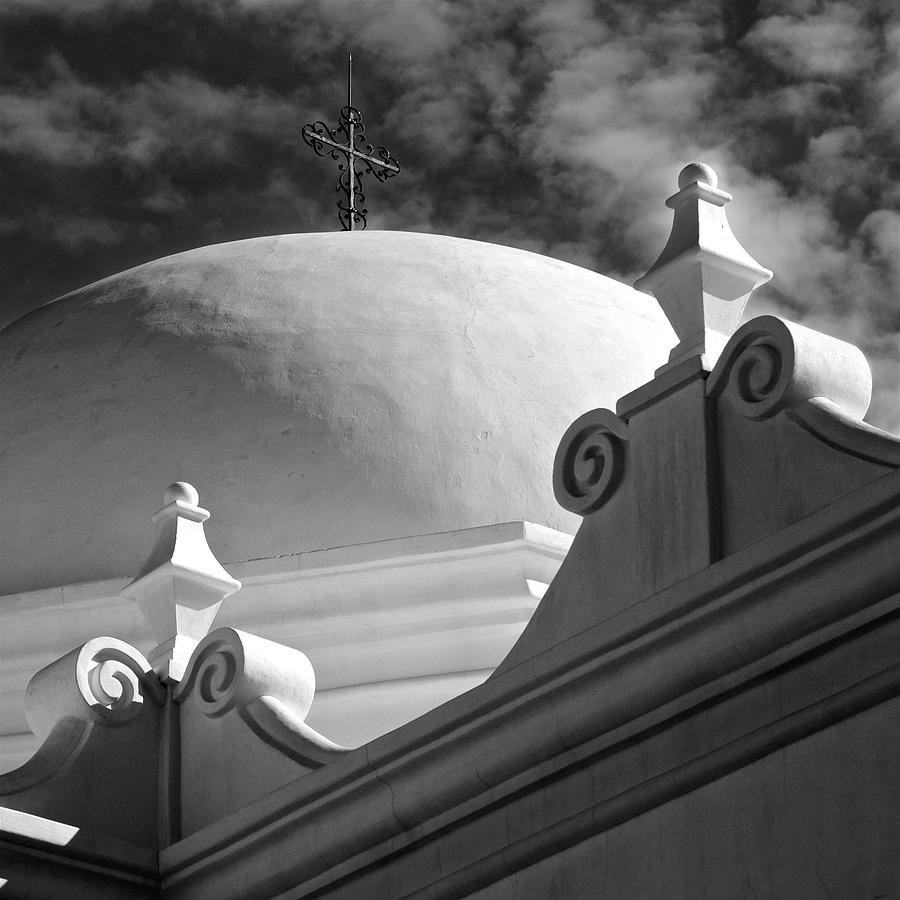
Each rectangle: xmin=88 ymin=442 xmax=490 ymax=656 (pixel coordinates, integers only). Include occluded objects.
xmin=469 ymin=698 xmax=900 ymax=899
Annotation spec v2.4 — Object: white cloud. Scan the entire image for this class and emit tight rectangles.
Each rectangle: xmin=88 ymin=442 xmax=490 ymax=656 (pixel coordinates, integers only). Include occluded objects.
xmin=746 ymin=4 xmax=875 ymax=80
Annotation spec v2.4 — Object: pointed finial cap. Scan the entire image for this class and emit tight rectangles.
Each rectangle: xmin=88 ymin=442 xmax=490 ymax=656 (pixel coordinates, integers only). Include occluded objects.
xmin=635 ymin=163 xmax=773 ymax=371
xmin=122 ymin=483 xmax=241 ymax=682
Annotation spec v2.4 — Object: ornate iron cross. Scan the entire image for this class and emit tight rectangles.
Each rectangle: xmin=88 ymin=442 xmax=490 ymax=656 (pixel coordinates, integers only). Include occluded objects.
xmin=300 ymin=54 xmax=400 ymax=231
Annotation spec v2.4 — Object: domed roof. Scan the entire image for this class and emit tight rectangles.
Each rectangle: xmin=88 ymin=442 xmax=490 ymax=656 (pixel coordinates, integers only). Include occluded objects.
xmin=0 ymin=231 xmax=674 ymax=595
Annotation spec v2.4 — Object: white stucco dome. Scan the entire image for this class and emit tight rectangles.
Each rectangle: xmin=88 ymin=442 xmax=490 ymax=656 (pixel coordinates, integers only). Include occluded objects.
xmin=0 ymin=231 xmax=674 ymax=595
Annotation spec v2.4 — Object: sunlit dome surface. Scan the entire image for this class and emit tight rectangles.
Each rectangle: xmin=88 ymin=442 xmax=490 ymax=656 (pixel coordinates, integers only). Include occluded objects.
xmin=0 ymin=231 xmax=675 ymax=595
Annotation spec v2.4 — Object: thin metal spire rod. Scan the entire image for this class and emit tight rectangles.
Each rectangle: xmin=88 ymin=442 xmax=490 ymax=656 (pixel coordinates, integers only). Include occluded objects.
xmin=347 ymin=52 xmax=355 ymax=229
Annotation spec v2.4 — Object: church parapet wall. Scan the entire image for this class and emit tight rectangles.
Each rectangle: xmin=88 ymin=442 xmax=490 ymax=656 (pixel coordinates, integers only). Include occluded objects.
xmin=173 ymin=625 xmax=349 ymax=837
xmin=499 ymin=165 xmax=900 ymax=674
xmin=158 ymin=464 xmax=900 ymax=899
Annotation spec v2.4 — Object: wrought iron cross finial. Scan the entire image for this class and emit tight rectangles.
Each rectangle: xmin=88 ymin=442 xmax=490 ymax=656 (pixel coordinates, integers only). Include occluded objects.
xmin=300 ymin=53 xmax=400 ymax=231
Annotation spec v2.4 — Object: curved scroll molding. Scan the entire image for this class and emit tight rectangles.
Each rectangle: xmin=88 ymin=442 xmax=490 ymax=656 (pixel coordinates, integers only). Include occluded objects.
xmin=0 ymin=717 xmax=90 ymax=796
xmin=24 ymin=637 xmax=163 ymax=740
xmin=175 ymin=627 xmax=315 ymax=720
xmin=243 ymin=696 xmax=350 ymax=767
xmin=553 ymin=408 xmax=629 ymax=516
xmin=789 ymin=398 xmax=900 ymax=466
xmin=175 ymin=627 xmax=348 ymax=766
xmin=707 ymin=315 xmax=872 ymax=421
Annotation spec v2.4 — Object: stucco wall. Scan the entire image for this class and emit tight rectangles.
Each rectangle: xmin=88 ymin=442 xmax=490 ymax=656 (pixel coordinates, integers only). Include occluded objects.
xmin=470 ymin=698 xmax=900 ymax=899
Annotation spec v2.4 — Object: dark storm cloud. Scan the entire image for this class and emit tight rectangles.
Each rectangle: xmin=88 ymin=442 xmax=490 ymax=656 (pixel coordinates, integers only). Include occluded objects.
xmin=0 ymin=0 xmax=897 ymax=429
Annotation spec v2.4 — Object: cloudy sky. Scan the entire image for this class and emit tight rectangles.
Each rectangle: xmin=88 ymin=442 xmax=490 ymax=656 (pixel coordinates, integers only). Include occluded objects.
xmin=1 ymin=0 xmax=897 ymax=430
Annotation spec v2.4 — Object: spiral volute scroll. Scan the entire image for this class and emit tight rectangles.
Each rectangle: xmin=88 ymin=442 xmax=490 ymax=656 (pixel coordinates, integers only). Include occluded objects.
xmin=553 ymin=408 xmax=630 ymax=516
xmin=24 ymin=637 xmax=162 ymax=739
xmin=726 ymin=339 xmax=788 ymax=419
xmin=188 ymin=633 xmax=244 ymax=718
xmin=176 ymin=627 xmax=316 ymax=722
xmin=707 ymin=315 xmax=872 ymax=421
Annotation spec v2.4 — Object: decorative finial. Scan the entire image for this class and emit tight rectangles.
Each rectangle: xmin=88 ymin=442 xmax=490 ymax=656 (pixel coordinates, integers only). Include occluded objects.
xmin=122 ymin=483 xmax=241 ymax=682
xmin=635 ymin=162 xmax=773 ymax=370
xmin=677 ymin=162 xmax=717 ymax=190
xmin=300 ymin=52 xmax=400 ymax=231
xmin=163 ymin=481 xmax=199 ymax=506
